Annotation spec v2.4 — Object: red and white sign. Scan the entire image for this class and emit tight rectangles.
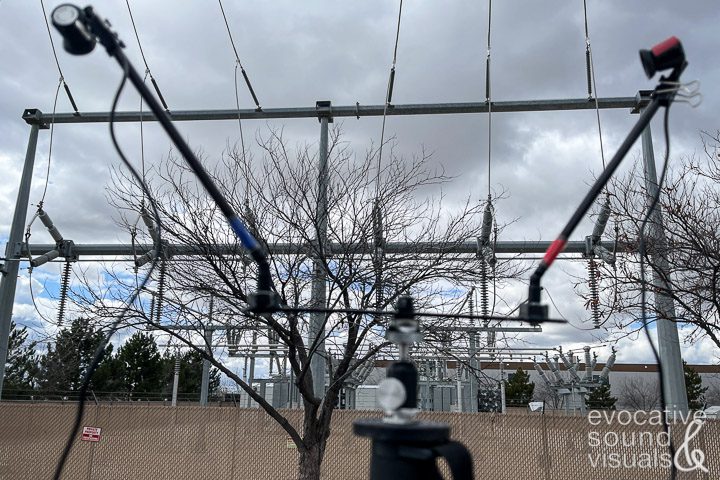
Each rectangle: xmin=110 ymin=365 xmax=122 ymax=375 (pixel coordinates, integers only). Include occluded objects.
xmin=81 ymin=426 xmax=102 ymax=442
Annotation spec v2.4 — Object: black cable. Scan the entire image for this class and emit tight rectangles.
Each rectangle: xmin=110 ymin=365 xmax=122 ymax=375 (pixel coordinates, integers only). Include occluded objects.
xmin=638 ymin=105 xmax=676 ymax=480
xmin=53 ymin=56 xmax=162 ymax=480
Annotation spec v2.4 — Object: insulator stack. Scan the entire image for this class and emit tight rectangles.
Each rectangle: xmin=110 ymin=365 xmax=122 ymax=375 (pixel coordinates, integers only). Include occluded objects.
xmin=155 ymin=258 xmax=167 ymax=324
xmin=478 ymin=200 xmax=497 ymax=267
xmin=591 ymin=197 xmax=612 ymax=245
xmin=600 ymin=348 xmax=617 ymax=383
xmin=56 ymin=261 xmax=72 ymax=326
xmin=533 ymin=361 xmax=553 ymax=387
xmin=467 ymin=288 xmax=474 ymax=318
xmin=479 ymin=261 xmax=489 ymax=318
xmin=149 ymin=296 xmax=155 ymax=324
xmin=588 ymin=258 xmax=601 ymax=328
xmin=584 ymin=346 xmax=593 ymax=381
xmin=372 ymin=200 xmax=385 ymax=319
xmin=559 ymin=352 xmax=582 ymax=382
xmin=585 ymin=45 xmax=593 ymax=98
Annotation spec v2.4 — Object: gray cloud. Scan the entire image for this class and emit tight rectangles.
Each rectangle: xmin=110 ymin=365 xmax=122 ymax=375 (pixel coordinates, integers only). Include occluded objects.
xmin=1 ymin=0 xmax=718 ymax=362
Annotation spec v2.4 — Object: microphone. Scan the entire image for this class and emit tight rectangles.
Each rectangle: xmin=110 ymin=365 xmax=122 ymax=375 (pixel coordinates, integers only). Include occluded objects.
xmin=639 ymin=36 xmax=685 ymax=79
xmin=51 ymin=4 xmax=96 ymax=55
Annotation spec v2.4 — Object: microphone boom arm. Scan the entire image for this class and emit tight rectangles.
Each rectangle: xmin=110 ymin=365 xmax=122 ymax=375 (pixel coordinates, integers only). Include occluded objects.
xmin=522 ymin=43 xmax=686 ymax=322
xmin=52 ymin=5 xmax=277 ymax=310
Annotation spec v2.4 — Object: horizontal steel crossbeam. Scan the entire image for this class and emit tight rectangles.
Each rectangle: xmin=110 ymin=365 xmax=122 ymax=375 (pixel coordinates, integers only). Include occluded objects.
xmin=20 ymin=240 xmax=629 ymax=258
xmin=22 ymin=96 xmax=645 ymax=125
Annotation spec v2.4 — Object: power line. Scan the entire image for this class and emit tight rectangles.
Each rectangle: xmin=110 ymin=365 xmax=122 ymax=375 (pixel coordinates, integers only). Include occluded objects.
xmin=218 ymin=0 xmax=262 ymax=111
xmin=39 ymin=0 xmax=79 ymax=115
xmin=125 ymin=0 xmax=170 ymax=111
xmin=374 ymin=0 xmax=404 ymax=197
xmin=485 ymin=0 xmax=493 ymax=196
xmin=583 ymin=0 xmax=606 ymax=168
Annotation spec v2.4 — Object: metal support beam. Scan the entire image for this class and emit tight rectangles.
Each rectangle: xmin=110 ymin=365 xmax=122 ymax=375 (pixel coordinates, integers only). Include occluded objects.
xmin=246 ymin=331 xmax=257 ymax=408
xmin=171 ymin=353 xmax=180 ymax=407
xmin=21 ymin=240 xmax=628 ymax=259
xmin=0 ymin=122 xmax=41 ymax=398
xmin=469 ymin=332 xmax=478 ymax=412
xmin=200 ymin=328 xmax=212 ymax=406
xmin=22 ymin=96 xmax=644 ymax=125
xmin=641 ymin=124 xmax=688 ymax=415
xmin=309 ymin=103 xmax=332 ymax=399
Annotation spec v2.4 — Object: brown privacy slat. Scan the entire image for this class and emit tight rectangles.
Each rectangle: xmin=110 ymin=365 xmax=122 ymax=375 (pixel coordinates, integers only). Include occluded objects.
xmin=0 ymin=404 xmax=717 ymax=479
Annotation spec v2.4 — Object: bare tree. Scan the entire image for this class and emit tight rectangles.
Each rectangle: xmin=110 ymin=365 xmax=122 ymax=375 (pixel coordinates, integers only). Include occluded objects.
xmin=587 ymin=131 xmax=720 ymax=351
xmin=71 ymin=126 xmax=523 ymax=479
xmin=617 ymin=377 xmax=661 ymax=411
xmin=704 ymin=378 xmax=720 ymax=406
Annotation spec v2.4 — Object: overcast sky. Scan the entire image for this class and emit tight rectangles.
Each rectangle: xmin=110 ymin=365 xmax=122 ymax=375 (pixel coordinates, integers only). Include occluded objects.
xmin=1 ymin=0 xmax=719 ymax=371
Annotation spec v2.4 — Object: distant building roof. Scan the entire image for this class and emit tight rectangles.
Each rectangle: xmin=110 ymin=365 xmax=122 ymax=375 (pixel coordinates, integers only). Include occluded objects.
xmin=373 ymin=360 xmax=720 ymax=373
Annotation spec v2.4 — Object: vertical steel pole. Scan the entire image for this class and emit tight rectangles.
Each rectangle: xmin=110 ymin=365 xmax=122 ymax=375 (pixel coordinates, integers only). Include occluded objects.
xmin=171 ymin=353 xmax=180 ymax=406
xmin=641 ymin=124 xmax=689 ymax=415
xmin=200 ymin=328 xmax=212 ymax=406
xmin=309 ymin=103 xmax=331 ymax=399
xmin=469 ymin=333 xmax=478 ymax=412
xmin=0 ymin=123 xmax=40 ymax=398
xmin=500 ymin=362 xmax=506 ymax=414
xmin=246 ymin=330 xmax=257 ymax=407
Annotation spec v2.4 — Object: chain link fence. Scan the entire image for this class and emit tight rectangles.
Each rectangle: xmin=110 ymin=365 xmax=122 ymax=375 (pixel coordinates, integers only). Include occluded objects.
xmin=0 ymin=403 xmax=716 ymax=479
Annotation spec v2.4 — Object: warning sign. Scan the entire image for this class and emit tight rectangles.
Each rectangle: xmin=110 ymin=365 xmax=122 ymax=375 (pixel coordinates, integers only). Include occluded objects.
xmin=81 ymin=426 xmax=102 ymax=442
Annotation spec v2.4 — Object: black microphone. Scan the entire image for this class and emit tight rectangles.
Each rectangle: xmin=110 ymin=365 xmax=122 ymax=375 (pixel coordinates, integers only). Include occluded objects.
xmin=639 ymin=36 xmax=685 ymax=79
xmin=51 ymin=4 xmax=96 ymax=55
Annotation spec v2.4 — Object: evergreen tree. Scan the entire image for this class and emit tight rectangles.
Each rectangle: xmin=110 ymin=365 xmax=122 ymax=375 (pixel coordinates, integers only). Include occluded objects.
xmin=37 ymin=318 xmax=112 ymax=392
xmin=586 ymin=383 xmax=617 ymax=410
xmin=4 ymin=320 xmax=39 ymax=395
xmin=505 ymin=368 xmax=534 ymax=406
xmin=684 ymin=361 xmax=708 ymax=410
xmin=114 ymin=332 xmax=166 ymax=397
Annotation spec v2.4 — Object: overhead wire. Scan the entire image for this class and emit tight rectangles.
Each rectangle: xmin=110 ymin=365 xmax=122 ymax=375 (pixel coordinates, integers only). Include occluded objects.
xmin=218 ymin=0 xmax=262 ymax=111
xmin=53 ymin=56 xmax=163 ymax=480
xmin=39 ymin=0 xmax=79 ymax=115
xmin=125 ymin=0 xmax=170 ymax=111
xmin=583 ymin=0 xmax=613 ymax=329
xmin=485 ymin=0 xmax=493 ymax=195
xmin=124 ymin=2 xmax=169 ymax=315
xmin=372 ymin=0 xmax=404 ymax=319
xmin=374 ymin=0 xmax=404 ymax=198
xmin=218 ymin=0 xmax=255 ymax=304
xmin=479 ymin=0 xmax=499 ymax=345
xmin=583 ymin=0 xmax=606 ymax=168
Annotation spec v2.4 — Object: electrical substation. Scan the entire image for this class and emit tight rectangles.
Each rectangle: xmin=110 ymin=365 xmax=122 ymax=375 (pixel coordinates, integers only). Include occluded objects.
xmin=0 ymin=2 xmax=710 ymax=479
xmin=0 ymin=2 xmax=690 ymax=416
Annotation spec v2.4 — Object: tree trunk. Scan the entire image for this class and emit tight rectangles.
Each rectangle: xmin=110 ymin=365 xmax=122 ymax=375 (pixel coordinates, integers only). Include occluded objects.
xmin=298 ymin=442 xmax=323 ymax=480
